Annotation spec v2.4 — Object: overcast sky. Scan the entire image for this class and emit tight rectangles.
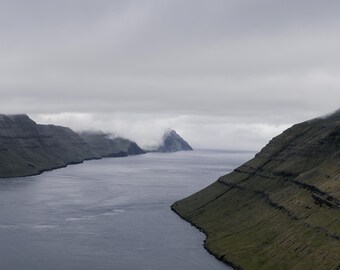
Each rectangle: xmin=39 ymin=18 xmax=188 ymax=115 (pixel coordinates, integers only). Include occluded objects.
xmin=1 ymin=0 xmax=340 ymax=150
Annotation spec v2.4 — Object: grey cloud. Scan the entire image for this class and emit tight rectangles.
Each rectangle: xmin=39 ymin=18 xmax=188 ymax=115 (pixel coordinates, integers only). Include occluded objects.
xmin=32 ymin=112 xmax=290 ymax=151
xmin=1 ymin=0 xmax=340 ymax=149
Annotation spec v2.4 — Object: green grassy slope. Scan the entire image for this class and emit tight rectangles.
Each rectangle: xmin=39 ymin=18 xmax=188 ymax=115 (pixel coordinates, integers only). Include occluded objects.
xmin=172 ymin=113 xmax=340 ymax=270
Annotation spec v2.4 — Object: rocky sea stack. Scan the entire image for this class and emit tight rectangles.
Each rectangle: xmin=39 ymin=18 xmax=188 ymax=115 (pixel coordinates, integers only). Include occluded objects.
xmin=152 ymin=130 xmax=193 ymax=153
xmin=172 ymin=112 xmax=340 ymax=270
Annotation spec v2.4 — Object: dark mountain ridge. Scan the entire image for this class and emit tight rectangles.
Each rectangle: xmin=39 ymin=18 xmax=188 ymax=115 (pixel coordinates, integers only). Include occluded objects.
xmin=78 ymin=131 xmax=145 ymax=157
xmin=0 ymin=115 xmax=193 ymax=178
xmin=0 ymin=114 xmax=100 ymax=178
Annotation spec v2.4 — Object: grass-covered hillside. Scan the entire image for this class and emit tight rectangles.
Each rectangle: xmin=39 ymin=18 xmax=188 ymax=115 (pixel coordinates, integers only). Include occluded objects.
xmin=172 ymin=112 xmax=340 ymax=270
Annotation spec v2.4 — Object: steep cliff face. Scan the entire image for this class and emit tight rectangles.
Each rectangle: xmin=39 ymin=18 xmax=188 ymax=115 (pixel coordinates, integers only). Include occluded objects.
xmin=172 ymin=112 xmax=340 ymax=270
xmin=0 ymin=115 xmax=101 ymax=178
xmin=78 ymin=131 xmax=145 ymax=157
xmin=153 ymin=130 xmax=193 ymax=153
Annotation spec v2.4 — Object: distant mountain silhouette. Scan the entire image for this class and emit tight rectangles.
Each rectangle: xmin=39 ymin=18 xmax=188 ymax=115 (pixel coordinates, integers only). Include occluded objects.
xmin=147 ymin=130 xmax=193 ymax=153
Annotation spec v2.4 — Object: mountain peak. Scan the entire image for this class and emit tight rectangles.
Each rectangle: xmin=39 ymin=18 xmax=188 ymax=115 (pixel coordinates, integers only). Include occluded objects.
xmin=157 ymin=130 xmax=193 ymax=152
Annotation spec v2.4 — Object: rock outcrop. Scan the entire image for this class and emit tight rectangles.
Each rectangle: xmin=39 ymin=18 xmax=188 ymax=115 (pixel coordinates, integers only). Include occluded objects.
xmin=172 ymin=112 xmax=340 ymax=270
xmin=78 ymin=131 xmax=145 ymax=157
xmin=151 ymin=130 xmax=193 ymax=153
xmin=0 ymin=114 xmax=101 ymax=178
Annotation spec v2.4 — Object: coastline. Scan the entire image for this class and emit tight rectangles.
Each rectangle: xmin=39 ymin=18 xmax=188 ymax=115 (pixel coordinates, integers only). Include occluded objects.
xmin=171 ymin=203 xmax=242 ymax=270
xmin=0 ymin=157 xmax=102 ymax=179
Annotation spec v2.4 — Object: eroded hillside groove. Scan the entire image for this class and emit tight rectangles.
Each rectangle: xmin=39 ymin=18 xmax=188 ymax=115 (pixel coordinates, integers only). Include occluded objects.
xmin=233 ymin=167 xmax=340 ymax=209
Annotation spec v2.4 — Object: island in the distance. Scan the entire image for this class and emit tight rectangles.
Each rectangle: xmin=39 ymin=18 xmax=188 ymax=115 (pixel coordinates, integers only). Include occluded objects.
xmin=172 ymin=110 xmax=340 ymax=270
xmin=0 ymin=114 xmax=193 ymax=178
xmin=146 ymin=129 xmax=193 ymax=153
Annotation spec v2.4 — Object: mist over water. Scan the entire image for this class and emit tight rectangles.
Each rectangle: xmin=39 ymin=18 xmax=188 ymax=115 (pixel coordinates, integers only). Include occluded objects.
xmin=0 ymin=150 xmax=254 ymax=270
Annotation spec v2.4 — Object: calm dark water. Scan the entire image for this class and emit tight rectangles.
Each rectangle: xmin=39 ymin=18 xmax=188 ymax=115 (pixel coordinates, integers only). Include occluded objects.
xmin=0 ymin=150 xmax=254 ymax=270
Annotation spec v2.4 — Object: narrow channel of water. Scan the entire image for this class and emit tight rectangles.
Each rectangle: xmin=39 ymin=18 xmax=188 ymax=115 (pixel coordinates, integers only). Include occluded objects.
xmin=0 ymin=150 xmax=254 ymax=270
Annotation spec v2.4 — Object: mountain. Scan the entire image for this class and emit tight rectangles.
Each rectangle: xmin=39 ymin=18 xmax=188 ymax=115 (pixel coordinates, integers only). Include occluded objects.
xmin=0 ymin=114 xmax=100 ymax=178
xmin=151 ymin=130 xmax=193 ymax=153
xmin=78 ymin=131 xmax=145 ymax=157
xmin=172 ymin=112 xmax=340 ymax=270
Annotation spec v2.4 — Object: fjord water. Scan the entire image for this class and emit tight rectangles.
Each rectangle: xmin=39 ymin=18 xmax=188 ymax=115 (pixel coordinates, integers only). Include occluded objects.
xmin=0 ymin=150 xmax=254 ymax=270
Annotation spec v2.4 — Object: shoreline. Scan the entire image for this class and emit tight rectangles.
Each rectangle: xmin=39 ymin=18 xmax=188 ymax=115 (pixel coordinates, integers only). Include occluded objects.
xmin=0 ymin=157 xmax=101 ymax=179
xmin=0 ymin=154 xmax=143 ymax=179
xmin=0 ymin=151 xmax=186 ymax=179
xmin=170 ymin=203 xmax=243 ymax=270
